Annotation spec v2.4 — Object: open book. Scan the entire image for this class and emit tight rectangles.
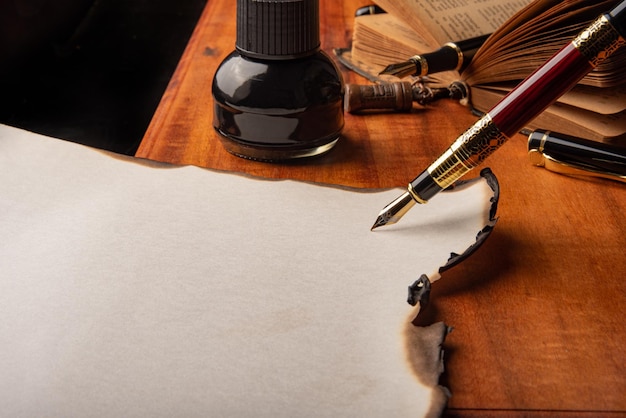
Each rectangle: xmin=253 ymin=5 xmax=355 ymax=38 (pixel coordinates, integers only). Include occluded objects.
xmin=342 ymin=0 xmax=626 ymax=142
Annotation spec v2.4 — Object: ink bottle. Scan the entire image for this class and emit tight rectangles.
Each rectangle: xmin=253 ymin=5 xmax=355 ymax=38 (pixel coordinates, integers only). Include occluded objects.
xmin=212 ymin=0 xmax=344 ymax=162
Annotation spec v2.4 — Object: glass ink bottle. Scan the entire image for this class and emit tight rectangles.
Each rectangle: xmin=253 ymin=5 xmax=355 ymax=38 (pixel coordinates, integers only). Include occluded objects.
xmin=212 ymin=0 xmax=344 ymax=162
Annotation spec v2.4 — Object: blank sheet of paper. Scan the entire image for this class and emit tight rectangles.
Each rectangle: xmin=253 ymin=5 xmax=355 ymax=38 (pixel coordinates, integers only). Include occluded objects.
xmin=0 ymin=125 xmax=495 ymax=417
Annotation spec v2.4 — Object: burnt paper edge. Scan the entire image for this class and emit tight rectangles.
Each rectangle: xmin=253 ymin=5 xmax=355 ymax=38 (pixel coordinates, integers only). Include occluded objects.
xmin=403 ymin=168 xmax=498 ymax=416
xmin=438 ymin=167 xmax=500 ymax=273
xmin=406 ymin=168 xmax=499 ymax=307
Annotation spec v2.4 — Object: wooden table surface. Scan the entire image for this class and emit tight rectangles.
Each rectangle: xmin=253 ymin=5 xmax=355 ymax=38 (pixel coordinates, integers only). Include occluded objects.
xmin=136 ymin=0 xmax=626 ymax=416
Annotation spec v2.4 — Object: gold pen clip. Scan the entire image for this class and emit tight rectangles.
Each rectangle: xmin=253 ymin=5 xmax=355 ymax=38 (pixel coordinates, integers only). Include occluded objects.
xmin=528 ymin=149 xmax=626 ymax=183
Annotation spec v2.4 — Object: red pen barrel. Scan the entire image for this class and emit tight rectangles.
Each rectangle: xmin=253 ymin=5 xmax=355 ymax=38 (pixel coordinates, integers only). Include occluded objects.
xmin=489 ymin=43 xmax=592 ymax=137
xmin=491 ymin=9 xmax=626 ymax=136
xmin=417 ymin=42 xmax=594 ymax=195
xmin=377 ymin=2 xmax=626 ymax=227
xmin=411 ymin=11 xmax=626 ymax=202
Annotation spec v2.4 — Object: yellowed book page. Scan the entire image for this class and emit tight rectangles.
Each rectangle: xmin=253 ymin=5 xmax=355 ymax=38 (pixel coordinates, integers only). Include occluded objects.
xmin=464 ymin=0 xmax=619 ymax=86
xmin=374 ymin=0 xmax=532 ymax=45
xmin=481 ymin=83 xmax=626 ymax=115
xmin=351 ymin=14 xmax=440 ymax=74
xmin=470 ymin=88 xmax=626 ymax=141
xmin=528 ymin=106 xmax=626 ymax=141
xmin=359 ymin=13 xmax=436 ymax=50
xmin=475 ymin=0 xmax=563 ymax=53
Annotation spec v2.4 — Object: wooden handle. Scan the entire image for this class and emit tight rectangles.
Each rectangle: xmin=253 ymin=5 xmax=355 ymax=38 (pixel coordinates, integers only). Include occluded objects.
xmin=344 ymin=82 xmax=413 ymax=113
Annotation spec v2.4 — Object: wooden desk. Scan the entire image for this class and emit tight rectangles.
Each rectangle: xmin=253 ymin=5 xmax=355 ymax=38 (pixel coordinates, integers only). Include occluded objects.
xmin=136 ymin=1 xmax=626 ymax=415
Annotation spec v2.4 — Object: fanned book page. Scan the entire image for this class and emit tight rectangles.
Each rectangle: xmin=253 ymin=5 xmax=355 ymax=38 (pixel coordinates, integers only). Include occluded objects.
xmin=0 ymin=125 xmax=498 ymax=418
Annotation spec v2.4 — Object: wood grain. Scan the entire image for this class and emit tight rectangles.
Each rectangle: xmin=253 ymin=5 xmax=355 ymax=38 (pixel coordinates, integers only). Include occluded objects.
xmin=136 ymin=0 xmax=626 ymax=415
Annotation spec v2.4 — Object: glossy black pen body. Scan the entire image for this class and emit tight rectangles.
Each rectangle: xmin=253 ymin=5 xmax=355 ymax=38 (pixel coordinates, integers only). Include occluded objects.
xmin=355 ymin=5 xmax=385 ymax=17
xmin=528 ymin=130 xmax=626 ymax=182
xmin=379 ymin=34 xmax=489 ymax=78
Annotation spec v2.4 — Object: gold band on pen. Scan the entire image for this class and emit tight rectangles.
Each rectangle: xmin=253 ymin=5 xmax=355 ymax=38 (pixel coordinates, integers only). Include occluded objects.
xmin=407 ymin=182 xmax=428 ymax=204
xmin=537 ymin=130 xmax=550 ymax=153
xmin=427 ymin=114 xmax=507 ymax=189
xmin=573 ymin=15 xmax=626 ymax=67
xmin=526 ymin=130 xmax=550 ymax=166
xmin=444 ymin=42 xmax=464 ymax=71
xmin=409 ymin=54 xmax=429 ymax=77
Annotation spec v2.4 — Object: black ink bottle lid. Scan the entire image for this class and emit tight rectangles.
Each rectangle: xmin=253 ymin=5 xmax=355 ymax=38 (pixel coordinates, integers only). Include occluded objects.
xmin=212 ymin=0 xmax=344 ymax=162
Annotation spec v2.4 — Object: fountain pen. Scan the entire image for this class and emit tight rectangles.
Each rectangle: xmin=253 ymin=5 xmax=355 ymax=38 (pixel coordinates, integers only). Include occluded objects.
xmin=379 ymin=34 xmax=489 ymax=78
xmin=372 ymin=0 xmax=626 ymax=230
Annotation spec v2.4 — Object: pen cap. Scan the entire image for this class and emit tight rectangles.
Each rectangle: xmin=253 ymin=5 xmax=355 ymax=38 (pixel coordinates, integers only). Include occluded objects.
xmin=236 ymin=0 xmax=320 ymax=60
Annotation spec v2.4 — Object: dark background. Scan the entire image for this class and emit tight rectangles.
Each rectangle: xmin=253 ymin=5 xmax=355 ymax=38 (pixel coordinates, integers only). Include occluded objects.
xmin=0 ymin=0 xmax=207 ymax=155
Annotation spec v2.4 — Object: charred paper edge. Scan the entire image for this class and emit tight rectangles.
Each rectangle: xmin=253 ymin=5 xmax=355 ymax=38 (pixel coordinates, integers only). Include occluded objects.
xmin=439 ymin=167 xmax=499 ymax=272
xmin=403 ymin=169 xmax=498 ymax=417
xmin=407 ymin=168 xmax=499 ymax=308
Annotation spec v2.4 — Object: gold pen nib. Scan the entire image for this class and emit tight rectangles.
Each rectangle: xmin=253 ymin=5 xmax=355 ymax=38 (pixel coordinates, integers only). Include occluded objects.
xmin=379 ymin=61 xmax=417 ymax=78
xmin=371 ymin=191 xmax=416 ymax=230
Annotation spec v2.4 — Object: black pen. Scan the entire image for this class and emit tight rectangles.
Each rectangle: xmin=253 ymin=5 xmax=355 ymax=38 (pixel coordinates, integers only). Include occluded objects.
xmin=355 ymin=5 xmax=385 ymax=17
xmin=528 ymin=130 xmax=626 ymax=183
xmin=379 ymin=34 xmax=489 ymax=78
xmin=372 ymin=0 xmax=626 ymax=230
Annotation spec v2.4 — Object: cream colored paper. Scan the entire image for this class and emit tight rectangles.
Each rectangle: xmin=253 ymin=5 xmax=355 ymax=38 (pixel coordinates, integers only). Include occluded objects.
xmin=0 ymin=125 xmax=493 ymax=417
